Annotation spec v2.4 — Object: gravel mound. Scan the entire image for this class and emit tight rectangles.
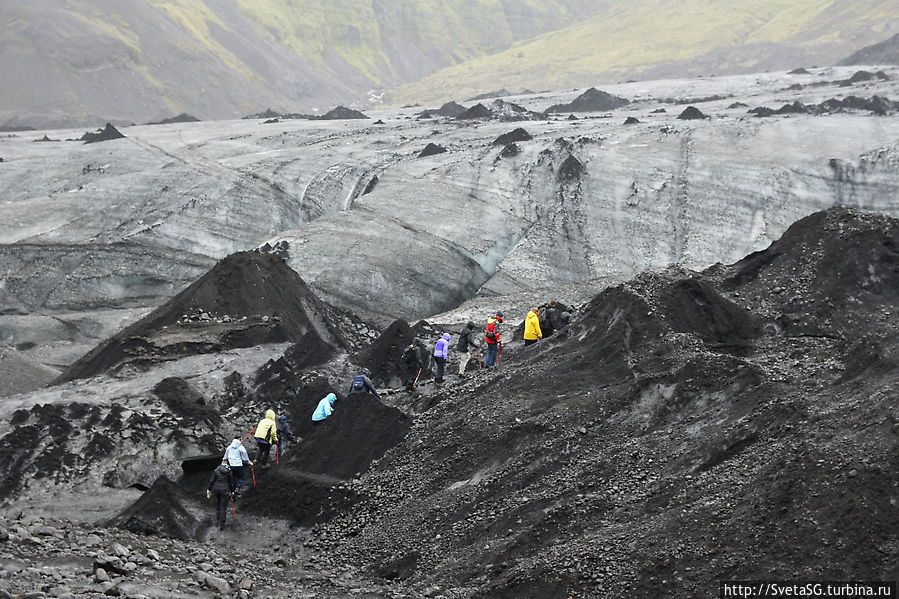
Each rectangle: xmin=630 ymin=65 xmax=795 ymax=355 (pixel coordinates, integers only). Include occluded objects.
xmin=57 ymin=251 xmax=349 ymax=382
xmin=492 ymin=127 xmax=532 ymax=145
xmin=320 ymin=106 xmax=369 ymax=120
xmin=419 ymin=101 xmax=467 ymax=118
xmin=147 ymin=113 xmax=200 ymax=125
xmin=545 ymin=88 xmax=630 ymax=114
xmin=355 ymin=319 xmax=436 ymax=387
xmin=309 ymin=207 xmax=899 ymax=598
xmin=80 ymin=123 xmax=125 ymax=144
xmin=677 ymin=106 xmax=709 ymax=120
xmin=419 ymin=143 xmax=448 ymax=157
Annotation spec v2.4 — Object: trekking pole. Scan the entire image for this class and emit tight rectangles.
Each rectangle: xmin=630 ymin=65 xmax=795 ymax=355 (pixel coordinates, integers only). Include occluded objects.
xmin=230 ymin=494 xmax=237 ymax=519
xmin=412 ymin=368 xmax=422 ymax=388
xmin=250 ymin=462 xmax=257 ymax=487
xmin=276 ymin=444 xmax=280 ymax=465
xmin=241 ymin=426 xmax=257 ymax=443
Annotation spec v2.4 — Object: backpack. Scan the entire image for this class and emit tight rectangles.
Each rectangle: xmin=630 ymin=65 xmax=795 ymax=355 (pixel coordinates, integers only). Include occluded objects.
xmin=457 ymin=328 xmax=471 ymax=351
xmin=351 ymin=375 xmax=366 ymax=392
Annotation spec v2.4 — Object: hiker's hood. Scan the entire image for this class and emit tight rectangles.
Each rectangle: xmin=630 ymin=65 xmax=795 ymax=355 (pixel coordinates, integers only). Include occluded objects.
xmin=442 ymin=333 xmax=451 ymax=340
xmin=326 ymin=393 xmax=337 ymax=405
xmin=265 ymin=409 xmax=276 ymax=421
xmin=527 ymin=310 xmax=537 ymax=317
xmin=228 ymin=439 xmax=242 ymax=450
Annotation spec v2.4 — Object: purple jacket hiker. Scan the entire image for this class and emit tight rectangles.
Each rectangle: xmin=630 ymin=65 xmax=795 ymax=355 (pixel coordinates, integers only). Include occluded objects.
xmin=433 ymin=333 xmax=451 ymax=383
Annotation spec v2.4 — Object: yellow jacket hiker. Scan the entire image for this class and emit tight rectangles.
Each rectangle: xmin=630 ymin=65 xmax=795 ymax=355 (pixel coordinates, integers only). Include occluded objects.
xmin=253 ymin=409 xmax=279 ymax=466
xmin=524 ymin=308 xmax=542 ymax=346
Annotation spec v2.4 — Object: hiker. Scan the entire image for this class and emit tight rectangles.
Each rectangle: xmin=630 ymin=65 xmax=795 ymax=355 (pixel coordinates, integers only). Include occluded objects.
xmin=402 ymin=338 xmax=425 ymax=391
xmin=560 ymin=310 xmax=571 ymax=328
xmin=456 ymin=321 xmax=480 ymax=377
xmin=524 ymin=307 xmax=543 ymax=346
xmin=253 ymin=409 xmax=279 ymax=467
xmin=484 ymin=311 xmax=503 ymax=367
xmin=312 ymin=392 xmax=338 ymax=423
xmin=207 ymin=461 xmax=236 ymax=529
xmin=544 ymin=299 xmax=563 ymax=337
xmin=276 ymin=415 xmax=300 ymax=458
xmin=222 ymin=437 xmax=251 ymax=493
xmin=348 ymin=368 xmax=380 ymax=398
xmin=433 ymin=333 xmax=451 ymax=384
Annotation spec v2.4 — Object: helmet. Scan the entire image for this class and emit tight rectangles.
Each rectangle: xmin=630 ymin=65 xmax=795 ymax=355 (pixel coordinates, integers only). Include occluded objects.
xmin=362 ymin=368 xmax=371 ymax=377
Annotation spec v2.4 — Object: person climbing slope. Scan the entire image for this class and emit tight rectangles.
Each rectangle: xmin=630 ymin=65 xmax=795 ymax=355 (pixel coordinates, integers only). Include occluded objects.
xmin=312 ymin=392 xmax=338 ymax=423
xmin=276 ymin=415 xmax=300 ymax=458
xmin=484 ymin=311 xmax=503 ymax=367
xmin=433 ymin=333 xmax=451 ymax=384
xmin=457 ymin=321 xmax=480 ymax=377
xmin=348 ymin=368 xmax=380 ymax=398
xmin=207 ymin=461 xmax=235 ymax=530
xmin=253 ymin=409 xmax=279 ymax=467
xmin=402 ymin=338 xmax=425 ymax=391
xmin=524 ymin=307 xmax=543 ymax=346
xmin=222 ymin=436 xmax=251 ymax=494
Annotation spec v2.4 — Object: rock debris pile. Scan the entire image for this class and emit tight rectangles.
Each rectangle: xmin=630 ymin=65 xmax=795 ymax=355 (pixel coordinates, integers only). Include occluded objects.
xmin=0 ymin=208 xmax=897 ymax=598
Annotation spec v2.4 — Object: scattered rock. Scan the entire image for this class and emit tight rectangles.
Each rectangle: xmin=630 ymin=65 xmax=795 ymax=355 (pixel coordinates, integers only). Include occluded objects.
xmin=197 ymin=572 xmax=231 ymax=594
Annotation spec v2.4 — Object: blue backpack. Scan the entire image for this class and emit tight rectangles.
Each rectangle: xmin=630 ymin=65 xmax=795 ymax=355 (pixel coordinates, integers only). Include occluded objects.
xmin=351 ymin=375 xmax=366 ymax=392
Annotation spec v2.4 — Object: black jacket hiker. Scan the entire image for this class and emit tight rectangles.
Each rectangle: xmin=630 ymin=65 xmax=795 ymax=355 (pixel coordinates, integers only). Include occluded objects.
xmin=207 ymin=463 xmax=236 ymax=529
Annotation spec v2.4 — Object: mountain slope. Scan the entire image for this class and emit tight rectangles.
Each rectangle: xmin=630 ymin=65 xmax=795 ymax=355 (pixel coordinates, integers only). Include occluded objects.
xmin=0 ymin=0 xmax=615 ymax=128
xmin=385 ymin=0 xmax=899 ymax=106
xmin=840 ymin=33 xmax=899 ymax=65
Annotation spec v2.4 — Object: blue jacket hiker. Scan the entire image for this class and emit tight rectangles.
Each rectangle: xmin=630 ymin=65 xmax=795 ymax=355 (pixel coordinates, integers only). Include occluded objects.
xmin=312 ymin=393 xmax=338 ymax=423
xmin=348 ymin=368 xmax=380 ymax=398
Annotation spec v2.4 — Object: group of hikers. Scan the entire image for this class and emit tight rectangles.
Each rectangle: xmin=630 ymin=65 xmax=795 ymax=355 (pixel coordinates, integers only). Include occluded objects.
xmin=206 ymin=408 xmax=299 ymax=529
xmin=402 ymin=298 xmax=571 ymax=388
xmin=207 ymin=300 xmax=572 ymax=528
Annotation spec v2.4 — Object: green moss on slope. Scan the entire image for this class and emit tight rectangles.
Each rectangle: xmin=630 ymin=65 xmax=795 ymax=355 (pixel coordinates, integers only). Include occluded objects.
xmin=383 ymin=0 xmax=893 ymax=106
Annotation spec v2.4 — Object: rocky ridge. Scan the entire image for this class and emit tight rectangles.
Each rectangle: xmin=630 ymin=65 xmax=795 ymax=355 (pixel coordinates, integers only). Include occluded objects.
xmin=0 ymin=207 xmax=896 ymax=598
